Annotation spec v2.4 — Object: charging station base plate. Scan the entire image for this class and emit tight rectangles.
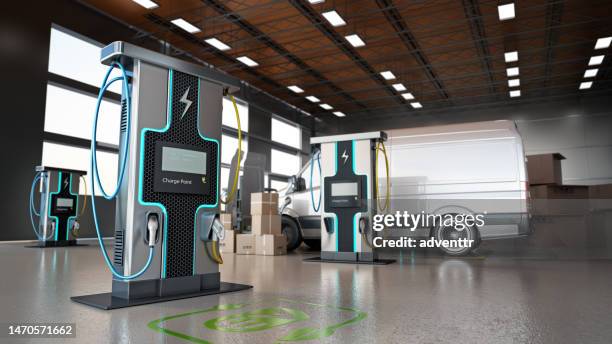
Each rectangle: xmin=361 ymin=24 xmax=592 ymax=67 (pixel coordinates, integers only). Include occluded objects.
xmin=303 ymin=256 xmax=395 ymax=265
xmin=25 ymin=241 xmax=88 ymax=248
xmin=70 ymin=282 xmax=252 ymax=310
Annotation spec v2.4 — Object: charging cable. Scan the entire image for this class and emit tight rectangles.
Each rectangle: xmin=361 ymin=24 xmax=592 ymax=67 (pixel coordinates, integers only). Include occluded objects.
xmin=29 ymin=172 xmax=54 ymax=241
xmin=90 ymin=62 xmax=154 ymax=280
xmin=309 ymin=150 xmax=321 ymax=212
xmin=220 ymin=95 xmax=242 ymax=205
xmin=375 ymin=141 xmax=390 ymax=211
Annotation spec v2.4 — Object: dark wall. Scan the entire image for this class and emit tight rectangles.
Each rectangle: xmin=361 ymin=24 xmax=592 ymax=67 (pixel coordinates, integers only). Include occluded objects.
xmin=0 ymin=0 xmax=313 ymax=241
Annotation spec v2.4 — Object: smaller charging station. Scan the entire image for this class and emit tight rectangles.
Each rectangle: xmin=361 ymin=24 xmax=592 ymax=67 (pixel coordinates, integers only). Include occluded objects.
xmin=305 ymin=132 xmax=394 ymax=265
xmin=28 ymin=166 xmax=87 ymax=248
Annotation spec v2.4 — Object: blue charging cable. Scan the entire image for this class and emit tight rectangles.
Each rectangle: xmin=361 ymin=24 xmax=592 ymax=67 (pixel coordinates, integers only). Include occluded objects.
xmin=310 ymin=151 xmax=322 ymax=212
xmin=90 ymin=62 xmax=153 ymax=280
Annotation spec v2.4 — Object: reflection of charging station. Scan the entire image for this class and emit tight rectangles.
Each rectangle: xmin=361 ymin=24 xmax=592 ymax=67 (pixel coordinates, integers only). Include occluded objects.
xmin=28 ymin=166 xmax=87 ymax=248
xmin=305 ymin=132 xmax=394 ymax=265
xmin=71 ymin=42 xmax=251 ymax=309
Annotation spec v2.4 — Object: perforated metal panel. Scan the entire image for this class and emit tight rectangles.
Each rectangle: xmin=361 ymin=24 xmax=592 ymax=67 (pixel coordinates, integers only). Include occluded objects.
xmin=141 ymin=70 xmax=218 ymax=278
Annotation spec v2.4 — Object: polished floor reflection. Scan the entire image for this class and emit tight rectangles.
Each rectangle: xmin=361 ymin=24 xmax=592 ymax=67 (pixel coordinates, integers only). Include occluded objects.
xmin=1 ymin=241 xmax=611 ymax=343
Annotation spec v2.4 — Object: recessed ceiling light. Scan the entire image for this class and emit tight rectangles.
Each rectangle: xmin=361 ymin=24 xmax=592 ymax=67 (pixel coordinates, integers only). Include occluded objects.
xmin=380 ymin=71 xmax=396 ymax=80
xmin=401 ymin=93 xmax=415 ymax=100
xmin=204 ymin=38 xmax=231 ymax=51
xmin=287 ymin=85 xmax=304 ymax=93
xmin=333 ymin=111 xmax=346 ymax=117
xmin=504 ymin=51 xmax=519 ymax=63
xmin=410 ymin=102 xmax=422 ymax=109
xmin=508 ymin=79 xmax=520 ymax=87
xmin=509 ymin=90 xmax=521 ymax=97
xmin=506 ymin=67 xmax=520 ymax=77
xmin=345 ymin=34 xmax=365 ymax=47
xmin=322 ymin=10 xmax=346 ymax=27
xmin=579 ymin=81 xmax=592 ymax=90
xmin=306 ymin=96 xmax=320 ymax=103
xmin=171 ymin=18 xmax=201 ymax=34
xmin=392 ymin=83 xmax=406 ymax=91
xmin=308 ymin=0 xmax=325 ymax=4
xmin=588 ymin=55 xmax=605 ymax=66
xmin=498 ymin=3 xmax=515 ymax=21
xmin=594 ymin=37 xmax=612 ymax=50
xmin=320 ymin=103 xmax=333 ymax=110
xmin=236 ymin=56 xmax=259 ymax=67
xmin=131 ymin=0 xmax=158 ymax=9
xmin=584 ymin=69 xmax=599 ymax=78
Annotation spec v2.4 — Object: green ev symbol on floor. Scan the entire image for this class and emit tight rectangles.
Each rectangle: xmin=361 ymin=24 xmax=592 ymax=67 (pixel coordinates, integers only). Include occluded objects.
xmin=148 ymin=299 xmax=367 ymax=343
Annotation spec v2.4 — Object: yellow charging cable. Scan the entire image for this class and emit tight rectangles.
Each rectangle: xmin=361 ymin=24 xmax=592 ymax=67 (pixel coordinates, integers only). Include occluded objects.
xmin=220 ymin=95 xmax=241 ymax=205
xmin=79 ymin=175 xmax=88 ymax=217
xmin=211 ymin=240 xmax=224 ymax=264
xmin=374 ymin=140 xmax=390 ymax=211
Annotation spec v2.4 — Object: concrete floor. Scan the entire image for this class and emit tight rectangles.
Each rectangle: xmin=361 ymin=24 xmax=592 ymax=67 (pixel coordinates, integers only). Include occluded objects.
xmin=1 ymin=241 xmax=612 ymax=344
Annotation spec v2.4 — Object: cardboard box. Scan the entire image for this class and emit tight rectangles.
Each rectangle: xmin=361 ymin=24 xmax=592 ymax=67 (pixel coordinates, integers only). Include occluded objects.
xmin=236 ymin=234 xmax=256 ymax=255
xmin=531 ymin=185 xmax=589 ymax=199
xmin=256 ymin=234 xmax=287 ymax=256
xmin=531 ymin=185 xmax=589 ymax=215
xmin=589 ymin=184 xmax=612 ymax=199
xmin=219 ymin=229 xmax=235 ymax=253
xmin=251 ymin=192 xmax=279 ymax=215
xmin=220 ymin=213 xmax=233 ymax=230
xmin=527 ymin=153 xmax=565 ymax=185
xmin=251 ymin=214 xmax=281 ymax=236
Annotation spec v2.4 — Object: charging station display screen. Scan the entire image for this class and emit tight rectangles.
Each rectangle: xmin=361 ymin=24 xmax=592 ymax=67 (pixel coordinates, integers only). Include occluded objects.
xmin=162 ymin=147 xmax=207 ymax=175
xmin=57 ymin=198 xmax=74 ymax=208
xmin=331 ymin=182 xmax=358 ymax=197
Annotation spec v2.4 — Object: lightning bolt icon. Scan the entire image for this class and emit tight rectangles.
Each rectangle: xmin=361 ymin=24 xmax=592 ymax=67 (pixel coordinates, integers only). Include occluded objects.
xmin=64 ymin=178 xmax=69 ymax=190
xmin=341 ymin=149 xmax=349 ymax=164
xmin=179 ymin=87 xmax=192 ymax=120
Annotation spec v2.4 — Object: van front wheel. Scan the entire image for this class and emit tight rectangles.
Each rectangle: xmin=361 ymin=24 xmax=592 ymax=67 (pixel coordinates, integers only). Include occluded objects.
xmin=282 ymin=216 xmax=302 ymax=251
xmin=432 ymin=218 xmax=480 ymax=256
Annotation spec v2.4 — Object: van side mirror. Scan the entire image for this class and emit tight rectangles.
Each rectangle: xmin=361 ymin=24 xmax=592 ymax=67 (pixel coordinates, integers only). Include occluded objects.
xmin=296 ymin=177 xmax=306 ymax=192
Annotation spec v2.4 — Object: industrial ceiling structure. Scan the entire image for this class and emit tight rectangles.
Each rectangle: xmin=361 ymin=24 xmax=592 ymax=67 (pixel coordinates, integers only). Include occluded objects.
xmin=82 ymin=0 xmax=612 ymax=121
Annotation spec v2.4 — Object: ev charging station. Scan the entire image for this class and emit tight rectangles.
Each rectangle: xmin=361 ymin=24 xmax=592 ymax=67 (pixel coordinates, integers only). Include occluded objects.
xmin=71 ymin=42 xmax=251 ymax=309
xmin=306 ymin=132 xmax=394 ymax=265
xmin=28 ymin=166 xmax=87 ymax=247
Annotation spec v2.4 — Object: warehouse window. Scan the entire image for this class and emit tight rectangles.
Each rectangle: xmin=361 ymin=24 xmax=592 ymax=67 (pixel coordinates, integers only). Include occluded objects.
xmin=271 ymin=117 xmax=301 ymax=149
xmin=222 ymin=97 xmax=249 ymax=132
xmin=221 ymin=134 xmax=248 ymax=165
xmin=41 ymin=142 xmax=117 ymax=196
xmin=44 ymin=84 xmax=121 ymax=145
xmin=48 ymin=26 xmax=121 ymax=93
xmin=271 ymin=149 xmax=300 ymax=176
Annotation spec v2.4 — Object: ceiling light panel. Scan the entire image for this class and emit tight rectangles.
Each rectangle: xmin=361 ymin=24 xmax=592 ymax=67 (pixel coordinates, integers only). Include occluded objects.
xmin=579 ymin=81 xmax=592 ymax=89
xmin=509 ymin=90 xmax=521 ymax=97
xmin=380 ymin=71 xmax=396 ymax=80
xmin=504 ymin=51 xmax=519 ymax=63
xmin=401 ymin=93 xmax=415 ymax=100
xmin=345 ymin=34 xmax=365 ymax=47
xmin=498 ymin=3 xmax=515 ymax=21
xmin=131 ymin=0 xmax=158 ymax=9
xmin=392 ymin=83 xmax=406 ymax=91
xmin=410 ymin=102 xmax=422 ymax=109
xmin=287 ymin=85 xmax=304 ymax=93
xmin=236 ymin=56 xmax=259 ymax=67
xmin=320 ymin=103 xmax=333 ymax=110
xmin=506 ymin=67 xmax=520 ymax=77
xmin=322 ymin=10 xmax=346 ymax=27
xmin=171 ymin=18 xmax=201 ymax=33
xmin=588 ymin=55 xmax=605 ymax=66
xmin=306 ymin=96 xmax=320 ymax=103
xmin=333 ymin=111 xmax=346 ymax=117
xmin=584 ymin=69 xmax=598 ymax=78
xmin=204 ymin=38 xmax=231 ymax=51
xmin=308 ymin=0 xmax=325 ymax=3
xmin=594 ymin=37 xmax=612 ymax=50
xmin=508 ymin=79 xmax=520 ymax=87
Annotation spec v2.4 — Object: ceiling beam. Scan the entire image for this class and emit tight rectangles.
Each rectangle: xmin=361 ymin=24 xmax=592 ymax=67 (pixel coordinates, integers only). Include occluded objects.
xmin=288 ymin=0 xmax=409 ymax=108
xmin=544 ymin=0 xmax=565 ymax=88
xmin=461 ymin=0 xmax=496 ymax=94
xmin=374 ymin=0 xmax=449 ymax=100
xmin=200 ymin=0 xmax=368 ymax=111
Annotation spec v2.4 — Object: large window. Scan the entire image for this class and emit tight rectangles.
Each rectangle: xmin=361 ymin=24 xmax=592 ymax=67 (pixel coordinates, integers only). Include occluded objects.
xmin=271 ymin=149 xmax=300 ymax=176
xmin=221 ymin=134 xmax=248 ymax=165
xmin=271 ymin=117 xmax=301 ymax=149
xmin=222 ymin=97 xmax=249 ymax=132
xmin=43 ymin=26 xmax=121 ymax=196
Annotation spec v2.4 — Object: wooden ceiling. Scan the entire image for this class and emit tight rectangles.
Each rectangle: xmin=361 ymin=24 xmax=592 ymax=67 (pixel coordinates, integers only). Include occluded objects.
xmin=83 ymin=0 xmax=612 ymax=120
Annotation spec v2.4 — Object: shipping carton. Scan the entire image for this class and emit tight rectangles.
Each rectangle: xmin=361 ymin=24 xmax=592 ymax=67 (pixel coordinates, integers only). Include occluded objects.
xmin=220 ymin=213 xmax=233 ymax=230
xmin=527 ymin=153 xmax=565 ymax=185
xmin=256 ymin=234 xmax=287 ymax=256
xmin=236 ymin=234 xmax=256 ymax=255
xmin=219 ymin=229 xmax=235 ymax=253
xmin=531 ymin=185 xmax=589 ymax=215
xmin=251 ymin=214 xmax=282 ymax=236
xmin=251 ymin=192 xmax=279 ymax=215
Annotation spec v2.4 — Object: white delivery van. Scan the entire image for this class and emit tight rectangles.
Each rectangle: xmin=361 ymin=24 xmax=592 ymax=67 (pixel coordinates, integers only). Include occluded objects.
xmin=279 ymin=120 xmax=531 ymax=255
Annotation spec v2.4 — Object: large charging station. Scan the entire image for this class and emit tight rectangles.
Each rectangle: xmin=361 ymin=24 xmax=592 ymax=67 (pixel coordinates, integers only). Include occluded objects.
xmin=305 ymin=132 xmax=394 ymax=265
xmin=71 ymin=42 xmax=251 ymax=309
xmin=28 ymin=166 xmax=87 ymax=248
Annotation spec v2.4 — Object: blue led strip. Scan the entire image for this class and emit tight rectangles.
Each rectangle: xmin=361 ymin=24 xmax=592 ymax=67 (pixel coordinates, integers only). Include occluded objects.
xmin=351 ymin=140 xmax=370 ymax=253
xmin=334 ymin=142 xmax=339 ymax=252
xmin=138 ymin=70 xmax=171 ymax=279
xmin=49 ymin=172 xmax=62 ymax=241
xmin=192 ymin=77 xmax=220 ymax=276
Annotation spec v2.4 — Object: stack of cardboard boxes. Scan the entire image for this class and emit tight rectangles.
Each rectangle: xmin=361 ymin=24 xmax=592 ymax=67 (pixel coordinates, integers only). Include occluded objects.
xmin=219 ymin=213 xmax=236 ymax=253
xmin=236 ymin=192 xmax=287 ymax=255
